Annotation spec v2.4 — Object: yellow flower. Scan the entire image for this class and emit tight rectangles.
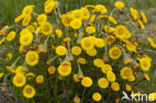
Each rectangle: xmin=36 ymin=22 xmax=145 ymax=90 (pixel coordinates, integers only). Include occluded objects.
xmin=6 ymin=66 xmax=16 ymax=74
xmin=26 ymin=25 xmax=35 ymax=32
xmin=137 ymin=19 xmax=145 ymax=30
xmin=86 ymin=26 xmax=96 ymax=34
xmin=140 ymin=57 xmax=151 ymax=71
xmin=36 ymin=75 xmax=44 ymax=84
xmin=7 ymin=53 xmax=13 ymax=61
xmin=56 ymin=45 xmax=67 ymax=56
xmin=106 ymin=35 xmax=115 ymax=45
xmin=6 ymin=31 xmax=16 ymax=41
xmin=111 ymin=82 xmax=120 ymax=91
xmin=89 ymin=15 xmax=96 ymax=23
xmin=114 ymin=1 xmax=125 ymax=8
xmin=55 ymin=29 xmax=62 ymax=38
xmin=37 ymin=14 xmax=47 ymax=25
xmin=101 ymin=64 xmax=112 ymax=74
xmin=114 ymin=25 xmax=130 ymax=40
xmin=141 ymin=11 xmax=147 ymax=23
xmin=128 ymin=75 xmax=135 ymax=82
xmin=108 ymin=46 xmax=122 ymax=60
xmin=147 ymin=37 xmax=156 ymax=48
xmin=71 ymin=46 xmax=82 ymax=56
xmin=61 ymin=14 xmax=72 ymax=27
xmin=23 ymin=85 xmax=36 ymax=99
xmin=20 ymin=28 xmax=30 ymax=36
xmin=92 ymin=92 xmax=102 ymax=102
xmin=81 ymin=7 xmax=90 ymax=20
xmin=86 ymin=48 xmax=97 ymax=56
xmin=108 ymin=16 xmax=117 ymax=25
xmin=15 ymin=15 xmax=24 ymax=23
xmin=25 ymin=72 xmax=35 ymax=79
xmin=97 ymin=15 xmax=108 ymax=20
xmin=15 ymin=66 xmax=28 ymax=74
xmin=81 ymin=37 xmax=94 ymax=50
xmin=107 ymin=71 xmax=116 ymax=82
xmin=98 ymin=78 xmax=109 ymax=89
xmin=104 ymin=25 xmax=115 ymax=34
xmin=126 ymin=84 xmax=131 ymax=91
xmin=19 ymin=45 xmax=26 ymax=53
xmin=44 ymin=1 xmax=56 ymax=14
xmin=63 ymin=37 xmax=71 ymax=42
xmin=48 ymin=66 xmax=56 ymax=74
xmin=95 ymin=5 xmax=107 ymax=14
xmin=81 ymin=77 xmax=93 ymax=87
xmin=95 ymin=38 xmax=105 ymax=48
xmin=58 ymin=61 xmax=72 ymax=76
xmin=20 ymin=32 xmax=33 ymax=46
xmin=0 ymin=25 xmax=8 ymax=36
xmin=130 ymin=7 xmax=139 ymax=20
xmin=120 ymin=67 xmax=133 ymax=79
xmin=93 ymin=58 xmax=104 ymax=68
xmin=71 ymin=10 xmax=83 ymax=20
xmin=22 ymin=15 xmax=32 ymax=26
xmin=0 ymin=37 xmax=6 ymax=46
xmin=77 ymin=57 xmax=86 ymax=64
xmin=70 ymin=19 xmax=82 ymax=29
xmin=115 ymin=98 xmax=120 ymax=103
xmin=25 ymin=51 xmax=39 ymax=66
xmin=85 ymin=5 xmax=95 ymax=9
xmin=22 ymin=5 xmax=34 ymax=16
xmin=73 ymin=96 xmax=81 ymax=103
xmin=73 ymin=74 xmax=80 ymax=83
xmin=125 ymin=40 xmax=137 ymax=53
xmin=13 ymin=73 xmax=26 ymax=87
xmin=41 ymin=22 xmax=53 ymax=35
xmin=144 ymin=73 xmax=150 ymax=81
xmin=124 ymin=59 xmax=132 ymax=65
xmin=35 ymin=27 xmax=41 ymax=35
xmin=0 ymin=73 xmax=4 ymax=79
xmin=33 ymin=22 xmax=38 ymax=27
xmin=148 ymin=93 xmax=156 ymax=100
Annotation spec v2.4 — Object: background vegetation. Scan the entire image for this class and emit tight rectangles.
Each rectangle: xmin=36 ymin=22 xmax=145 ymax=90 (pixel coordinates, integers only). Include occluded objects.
xmin=0 ymin=0 xmax=156 ymax=26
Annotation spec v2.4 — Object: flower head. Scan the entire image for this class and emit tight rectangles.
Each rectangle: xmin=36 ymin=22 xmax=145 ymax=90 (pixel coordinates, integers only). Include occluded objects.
xmin=81 ymin=77 xmax=93 ymax=87
xmin=13 ymin=73 xmax=26 ymax=87
xmin=70 ymin=19 xmax=82 ymax=29
xmin=58 ymin=61 xmax=72 ymax=76
xmin=108 ymin=46 xmax=122 ymax=60
xmin=41 ymin=22 xmax=53 ymax=35
xmin=36 ymin=75 xmax=44 ymax=84
xmin=25 ymin=51 xmax=39 ymax=66
xmin=120 ymin=67 xmax=133 ymax=79
xmin=114 ymin=1 xmax=125 ymax=8
xmin=23 ymin=85 xmax=36 ymax=99
xmin=20 ymin=32 xmax=33 ymax=46
xmin=107 ymin=71 xmax=116 ymax=82
xmin=92 ymin=92 xmax=102 ymax=102
xmin=56 ymin=46 xmax=67 ymax=56
xmin=71 ymin=46 xmax=82 ymax=56
xmin=98 ymin=78 xmax=109 ymax=89
xmin=111 ymin=82 xmax=120 ymax=91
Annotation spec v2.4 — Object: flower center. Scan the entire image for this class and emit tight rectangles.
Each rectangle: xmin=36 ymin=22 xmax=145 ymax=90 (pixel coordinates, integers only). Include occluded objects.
xmin=112 ymin=50 xmax=118 ymax=56
xmin=23 ymin=37 xmax=29 ymax=42
xmin=26 ymin=87 xmax=32 ymax=94
xmin=16 ymin=77 xmax=23 ymax=83
xmin=118 ymin=29 xmax=124 ymax=35
xmin=29 ymin=55 xmax=35 ymax=61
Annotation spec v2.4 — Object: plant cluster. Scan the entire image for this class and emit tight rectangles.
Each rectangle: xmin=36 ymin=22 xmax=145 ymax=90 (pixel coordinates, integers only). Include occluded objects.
xmin=0 ymin=0 xmax=156 ymax=102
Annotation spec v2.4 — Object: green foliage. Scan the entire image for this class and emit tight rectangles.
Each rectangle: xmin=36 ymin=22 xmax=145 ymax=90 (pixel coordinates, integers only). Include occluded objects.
xmin=0 ymin=0 xmax=156 ymax=26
